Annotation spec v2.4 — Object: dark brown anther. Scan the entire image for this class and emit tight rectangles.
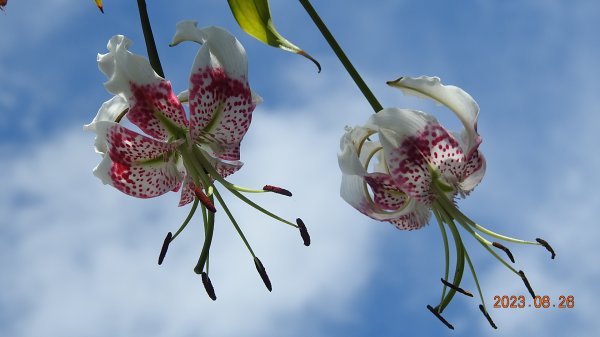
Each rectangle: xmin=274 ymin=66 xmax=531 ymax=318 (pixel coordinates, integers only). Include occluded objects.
xmin=492 ymin=242 xmax=515 ymax=263
xmin=535 ymin=238 xmax=556 ymax=259
xmin=440 ymin=278 xmax=473 ymax=297
xmin=296 ymin=218 xmax=311 ymax=246
xmin=263 ymin=185 xmax=292 ymax=197
xmin=193 ymin=186 xmax=216 ymax=213
xmin=479 ymin=304 xmax=497 ymax=329
xmin=254 ymin=257 xmax=272 ymax=292
xmin=518 ymin=270 xmax=535 ymax=299
xmin=426 ymin=305 xmax=454 ymax=330
xmin=158 ymin=232 xmax=172 ymax=265
xmin=201 ymin=272 xmax=217 ymax=301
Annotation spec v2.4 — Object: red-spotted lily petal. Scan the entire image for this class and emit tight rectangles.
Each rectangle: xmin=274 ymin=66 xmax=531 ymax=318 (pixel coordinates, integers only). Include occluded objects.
xmin=370 ymin=108 xmax=470 ymax=203
xmin=84 ymin=95 xmax=129 ymax=155
xmin=387 ymin=76 xmax=481 ymax=156
xmin=171 ymin=21 xmax=257 ymax=161
xmin=98 ymin=35 xmax=188 ymax=141
xmin=338 ymin=124 xmax=421 ymax=227
xmin=90 ymin=121 xmax=182 ymax=198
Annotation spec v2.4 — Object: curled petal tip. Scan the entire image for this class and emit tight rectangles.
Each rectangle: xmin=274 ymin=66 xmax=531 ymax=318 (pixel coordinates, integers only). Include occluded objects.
xmin=201 ymin=272 xmax=217 ymax=301
xmin=426 ymin=305 xmax=454 ymax=330
xmin=536 ymin=238 xmax=556 ymax=259
xmin=254 ymin=257 xmax=272 ymax=292
xmin=479 ymin=305 xmax=497 ymax=329
xmin=296 ymin=218 xmax=311 ymax=246
xmin=158 ymin=232 xmax=173 ymax=265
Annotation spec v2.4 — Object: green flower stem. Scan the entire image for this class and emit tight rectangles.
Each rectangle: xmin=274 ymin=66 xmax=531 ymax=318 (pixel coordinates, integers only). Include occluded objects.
xmin=137 ymin=0 xmax=165 ymax=77
xmin=299 ymin=0 xmax=383 ymax=113
xmin=434 ymin=209 xmax=451 ymax=307
xmin=201 ymin=202 xmax=211 ymax=274
xmin=171 ymin=198 xmax=199 ymax=241
xmin=190 ymin=146 xmax=297 ymax=228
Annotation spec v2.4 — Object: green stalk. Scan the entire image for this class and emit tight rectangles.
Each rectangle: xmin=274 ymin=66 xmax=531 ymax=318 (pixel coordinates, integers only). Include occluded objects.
xmin=137 ymin=0 xmax=165 ymax=77
xmin=193 ymin=199 xmax=216 ymax=274
xmin=299 ymin=0 xmax=383 ymax=113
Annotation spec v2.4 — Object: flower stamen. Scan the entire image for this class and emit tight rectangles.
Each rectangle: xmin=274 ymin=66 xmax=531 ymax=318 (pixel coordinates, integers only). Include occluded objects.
xmin=194 ymin=186 xmax=216 ymax=213
xmin=201 ymin=272 xmax=217 ymax=301
xmin=536 ymin=238 xmax=556 ymax=259
xmin=492 ymin=242 xmax=515 ymax=263
xmin=479 ymin=304 xmax=497 ymax=329
xmin=296 ymin=218 xmax=311 ymax=246
xmin=263 ymin=185 xmax=293 ymax=197
xmin=254 ymin=257 xmax=272 ymax=292
xmin=440 ymin=278 xmax=473 ymax=297
xmin=158 ymin=232 xmax=172 ymax=265
xmin=427 ymin=305 xmax=454 ymax=330
xmin=518 ymin=270 xmax=536 ymax=299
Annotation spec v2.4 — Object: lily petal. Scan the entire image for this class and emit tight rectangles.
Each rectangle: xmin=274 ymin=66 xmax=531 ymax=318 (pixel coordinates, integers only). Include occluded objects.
xmin=98 ymin=35 xmax=188 ymax=141
xmin=372 ymin=108 xmax=466 ymax=203
xmin=459 ymin=149 xmax=486 ymax=195
xmin=84 ymin=96 xmax=129 ymax=155
xmin=172 ymin=21 xmax=255 ymax=161
xmin=387 ymin=76 xmax=481 ymax=155
xmin=389 ymin=202 xmax=431 ymax=230
xmin=92 ymin=121 xmax=182 ymax=198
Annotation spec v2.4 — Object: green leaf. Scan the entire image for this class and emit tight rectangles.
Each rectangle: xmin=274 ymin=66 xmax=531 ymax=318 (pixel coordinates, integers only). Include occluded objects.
xmin=227 ymin=0 xmax=321 ymax=72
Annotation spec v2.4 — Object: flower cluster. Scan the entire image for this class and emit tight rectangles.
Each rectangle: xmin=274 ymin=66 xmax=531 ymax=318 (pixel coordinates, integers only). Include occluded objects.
xmin=339 ymin=76 xmax=554 ymax=329
xmin=86 ymin=21 xmax=309 ymax=300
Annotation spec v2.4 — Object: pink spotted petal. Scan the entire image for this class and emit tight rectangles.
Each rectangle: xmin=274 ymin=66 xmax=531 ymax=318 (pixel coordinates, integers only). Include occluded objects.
xmin=98 ymin=35 xmax=188 ymax=141
xmin=372 ymin=108 xmax=467 ymax=203
xmin=340 ymin=173 xmax=415 ymax=223
xmin=178 ymin=176 xmax=196 ymax=206
xmin=387 ymin=76 xmax=481 ymax=155
xmin=389 ymin=202 xmax=432 ymax=230
xmin=93 ymin=149 xmax=181 ymax=199
xmin=459 ymin=149 xmax=486 ymax=194
xmin=364 ymin=173 xmax=408 ymax=210
xmin=171 ymin=22 xmax=254 ymax=160
xmin=95 ymin=122 xmax=180 ymax=165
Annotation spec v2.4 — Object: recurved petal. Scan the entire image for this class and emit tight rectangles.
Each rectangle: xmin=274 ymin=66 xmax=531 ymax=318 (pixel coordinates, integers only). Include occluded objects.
xmin=93 ymin=154 xmax=182 ymax=199
xmin=459 ymin=149 xmax=486 ymax=194
xmin=389 ymin=202 xmax=431 ymax=230
xmin=98 ymin=35 xmax=188 ymax=141
xmin=340 ymin=173 xmax=415 ymax=223
xmin=173 ymin=22 xmax=254 ymax=161
xmin=387 ymin=76 xmax=481 ymax=154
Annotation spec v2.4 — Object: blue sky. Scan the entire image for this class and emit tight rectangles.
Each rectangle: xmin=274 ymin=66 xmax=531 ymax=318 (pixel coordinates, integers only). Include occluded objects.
xmin=1 ymin=0 xmax=598 ymax=336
